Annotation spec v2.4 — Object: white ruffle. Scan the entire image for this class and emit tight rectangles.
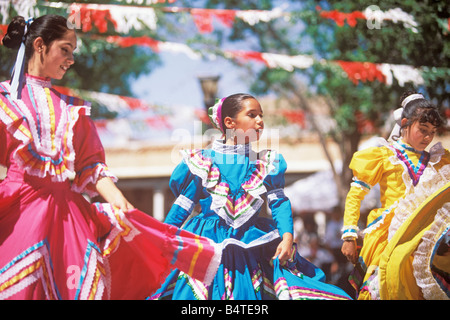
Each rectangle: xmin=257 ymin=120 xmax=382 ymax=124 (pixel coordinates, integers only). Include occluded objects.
xmin=341 ymin=225 xmax=360 ymax=240
xmin=386 ymin=141 xmax=446 ymax=194
xmin=362 ymin=139 xmax=447 ymax=238
xmin=362 ymin=203 xmax=398 ymax=236
xmin=389 ymin=164 xmax=450 ymax=240
xmin=0 ymin=80 xmax=93 ymax=183
xmin=94 ymin=203 xmax=141 ymax=257
xmin=77 ymin=241 xmax=107 ymax=300
xmin=383 ymin=161 xmax=449 ymax=300
xmin=0 ymin=241 xmax=58 ymax=300
xmin=412 ymin=203 xmax=450 ymax=300
xmin=267 ymin=188 xmax=285 ymax=203
xmin=180 ymin=145 xmax=279 ymax=229
xmin=220 ymin=229 xmax=280 ymax=250
xmin=71 ymin=163 xmax=118 ymax=197
xmin=174 ymin=194 xmax=195 ymax=213
xmin=203 ymin=241 xmax=224 ymax=286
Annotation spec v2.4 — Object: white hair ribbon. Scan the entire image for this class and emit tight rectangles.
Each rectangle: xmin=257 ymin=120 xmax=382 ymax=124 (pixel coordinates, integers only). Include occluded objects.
xmin=401 ymin=93 xmax=424 ymax=108
xmin=388 ymin=107 xmax=404 ymax=142
xmin=388 ymin=93 xmax=425 ymax=141
xmin=10 ymin=18 xmax=33 ymax=100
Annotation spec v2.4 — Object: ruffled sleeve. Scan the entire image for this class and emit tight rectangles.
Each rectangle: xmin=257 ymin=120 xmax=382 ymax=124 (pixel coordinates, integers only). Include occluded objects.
xmin=71 ymin=114 xmax=117 ymax=197
xmin=342 ymin=146 xmax=387 ymax=239
xmin=264 ymin=152 xmax=294 ymax=237
xmin=164 ymin=159 xmax=204 ymax=228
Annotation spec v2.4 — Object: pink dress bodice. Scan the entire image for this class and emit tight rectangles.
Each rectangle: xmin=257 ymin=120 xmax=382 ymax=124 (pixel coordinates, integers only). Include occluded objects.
xmin=0 ymin=74 xmax=116 ymax=197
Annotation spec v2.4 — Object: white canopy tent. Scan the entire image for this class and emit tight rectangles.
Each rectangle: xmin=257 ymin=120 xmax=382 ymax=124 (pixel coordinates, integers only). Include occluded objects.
xmin=285 ymin=136 xmax=383 ymax=214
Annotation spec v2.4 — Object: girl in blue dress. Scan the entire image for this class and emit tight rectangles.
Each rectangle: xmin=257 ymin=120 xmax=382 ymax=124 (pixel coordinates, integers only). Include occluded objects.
xmin=150 ymin=94 xmax=351 ymax=300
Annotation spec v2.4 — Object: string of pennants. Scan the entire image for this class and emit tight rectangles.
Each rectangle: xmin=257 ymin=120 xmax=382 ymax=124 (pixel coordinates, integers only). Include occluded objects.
xmin=1 ymin=1 xmax=449 ymax=117
xmin=4 ymin=1 xmax=449 ymax=34
xmin=52 ymin=85 xmax=173 ymax=132
xmin=21 ymin=0 xmax=450 ymax=33
xmin=54 ymin=85 xmax=314 ymax=140
xmin=1 ymin=21 xmax=442 ymax=88
xmin=2 ymin=1 xmax=448 ymax=89
xmin=0 ymin=20 xmax=309 ymax=128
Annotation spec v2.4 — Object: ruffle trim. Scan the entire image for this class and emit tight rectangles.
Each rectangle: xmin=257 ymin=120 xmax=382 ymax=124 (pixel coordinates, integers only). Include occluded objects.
xmin=76 ymin=240 xmax=109 ymax=300
xmin=94 ymin=203 xmax=141 ymax=258
xmin=341 ymin=225 xmax=360 ymax=240
xmin=361 ymin=140 xmax=448 ymax=237
xmin=71 ymin=163 xmax=118 ymax=197
xmin=362 ymin=203 xmax=398 ymax=236
xmin=351 ymin=177 xmax=372 ymax=192
xmin=202 ymin=241 xmax=223 ymax=286
xmin=0 ymin=86 xmax=92 ymax=183
xmin=0 ymin=240 xmax=60 ymax=300
xmin=95 ymin=203 xmax=180 ymax=294
xmin=384 ymin=139 xmax=446 ymax=194
xmin=174 ymin=194 xmax=195 ymax=213
xmin=96 ymin=203 xmax=222 ymax=287
xmin=412 ymin=203 xmax=450 ymax=300
xmin=180 ymin=148 xmax=278 ymax=229
xmin=220 ymin=229 xmax=280 ymax=250
xmin=383 ymin=163 xmax=449 ymax=300
xmin=388 ymin=164 xmax=450 ymax=241
xmin=0 ymin=238 xmax=109 ymax=300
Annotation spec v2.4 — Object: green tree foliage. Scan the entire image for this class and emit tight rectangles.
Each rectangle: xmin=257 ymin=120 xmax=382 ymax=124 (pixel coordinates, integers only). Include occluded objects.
xmin=200 ymin=0 xmax=449 ymax=206
xmin=0 ymin=0 xmax=162 ymax=96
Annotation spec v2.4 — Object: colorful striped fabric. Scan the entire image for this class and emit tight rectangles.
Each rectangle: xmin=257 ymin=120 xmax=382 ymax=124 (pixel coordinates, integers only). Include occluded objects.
xmin=180 ymin=148 xmax=278 ymax=229
xmin=0 ymin=74 xmax=223 ymax=300
xmin=0 ymin=78 xmax=90 ymax=183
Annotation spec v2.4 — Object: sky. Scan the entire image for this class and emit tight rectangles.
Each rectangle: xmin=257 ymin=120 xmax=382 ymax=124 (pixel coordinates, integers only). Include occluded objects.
xmin=105 ymin=49 xmax=258 ymax=146
xmin=127 ymin=5 xmax=265 ymax=110
xmin=130 ymin=48 xmax=254 ymax=110
xmin=128 ymin=1 xmax=301 ymax=110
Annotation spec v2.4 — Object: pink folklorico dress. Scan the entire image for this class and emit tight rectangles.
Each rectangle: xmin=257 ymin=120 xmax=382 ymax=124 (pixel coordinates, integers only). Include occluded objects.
xmin=0 ymin=74 xmax=221 ymax=300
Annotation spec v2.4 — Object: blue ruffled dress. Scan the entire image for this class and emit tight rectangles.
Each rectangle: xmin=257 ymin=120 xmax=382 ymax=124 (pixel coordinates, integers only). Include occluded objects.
xmin=149 ymin=140 xmax=351 ymax=300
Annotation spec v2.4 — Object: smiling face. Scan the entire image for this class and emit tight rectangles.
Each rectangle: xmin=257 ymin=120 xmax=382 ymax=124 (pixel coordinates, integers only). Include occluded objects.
xmin=28 ymin=29 xmax=76 ymax=80
xmin=224 ymin=98 xmax=264 ymax=144
xmin=402 ymin=119 xmax=436 ymax=151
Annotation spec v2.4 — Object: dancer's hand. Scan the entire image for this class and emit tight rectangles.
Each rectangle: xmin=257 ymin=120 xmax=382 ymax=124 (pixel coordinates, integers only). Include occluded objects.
xmin=110 ymin=194 xmax=135 ymax=213
xmin=273 ymin=233 xmax=294 ymax=265
xmin=96 ymin=177 xmax=135 ymax=213
xmin=341 ymin=239 xmax=358 ymax=264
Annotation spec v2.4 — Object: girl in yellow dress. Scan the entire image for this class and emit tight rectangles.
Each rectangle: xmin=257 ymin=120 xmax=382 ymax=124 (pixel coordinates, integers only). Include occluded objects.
xmin=341 ymin=91 xmax=449 ymax=299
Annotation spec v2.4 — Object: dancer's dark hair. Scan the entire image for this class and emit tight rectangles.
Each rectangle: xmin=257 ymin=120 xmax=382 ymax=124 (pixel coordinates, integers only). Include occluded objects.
xmin=220 ymin=93 xmax=256 ymax=130
xmin=2 ymin=15 xmax=70 ymax=68
xmin=398 ymin=90 xmax=445 ymax=134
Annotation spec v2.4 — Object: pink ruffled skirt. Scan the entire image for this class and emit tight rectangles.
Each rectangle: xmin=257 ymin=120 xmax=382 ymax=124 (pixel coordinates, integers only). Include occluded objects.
xmin=0 ymin=171 xmax=220 ymax=300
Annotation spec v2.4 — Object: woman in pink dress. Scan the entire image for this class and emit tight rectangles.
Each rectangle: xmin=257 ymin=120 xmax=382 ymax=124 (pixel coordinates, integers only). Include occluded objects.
xmin=0 ymin=15 xmax=220 ymax=300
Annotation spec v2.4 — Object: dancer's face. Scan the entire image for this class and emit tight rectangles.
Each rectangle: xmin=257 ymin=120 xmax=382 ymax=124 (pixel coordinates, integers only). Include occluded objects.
xmin=225 ymin=98 xmax=264 ymax=144
xmin=28 ymin=29 xmax=76 ymax=80
xmin=402 ymin=120 xmax=436 ymax=151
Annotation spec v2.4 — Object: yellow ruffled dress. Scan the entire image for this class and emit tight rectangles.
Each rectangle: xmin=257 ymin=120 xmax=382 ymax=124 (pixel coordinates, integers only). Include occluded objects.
xmin=342 ymin=138 xmax=450 ymax=300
